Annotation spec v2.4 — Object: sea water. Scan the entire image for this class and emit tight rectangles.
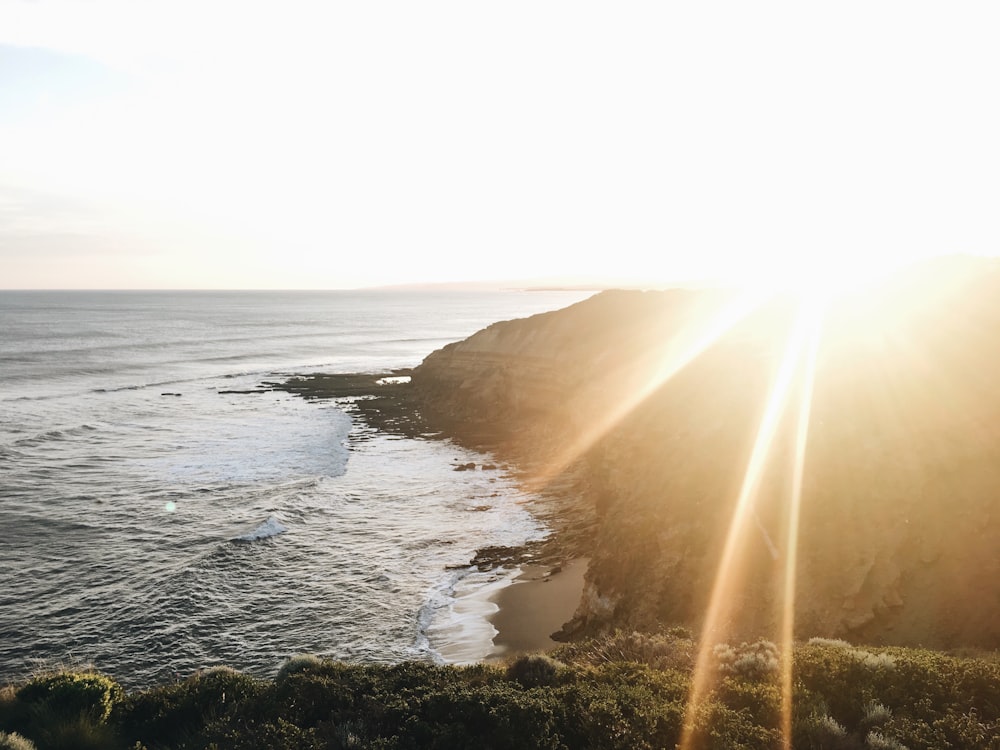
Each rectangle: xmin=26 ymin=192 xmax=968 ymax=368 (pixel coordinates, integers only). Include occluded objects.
xmin=0 ymin=289 xmax=592 ymax=687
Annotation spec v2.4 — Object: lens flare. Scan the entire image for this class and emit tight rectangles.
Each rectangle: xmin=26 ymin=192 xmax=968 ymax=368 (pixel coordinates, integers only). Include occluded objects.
xmin=524 ymin=290 xmax=765 ymax=491
xmin=779 ymin=299 xmax=823 ymax=748
xmin=680 ymin=296 xmax=824 ymax=749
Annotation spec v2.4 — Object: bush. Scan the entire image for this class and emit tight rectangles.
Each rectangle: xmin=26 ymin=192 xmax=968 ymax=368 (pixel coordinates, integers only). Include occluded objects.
xmin=276 ymin=654 xmax=325 ymax=685
xmin=413 ymin=682 xmax=563 ymax=749
xmin=553 ymin=628 xmax=696 ymax=672
xmin=117 ymin=666 xmax=265 ymax=746
xmin=885 ymin=709 xmax=1000 ymax=749
xmin=794 ymin=641 xmax=897 ymax=729
xmin=15 ymin=672 xmax=122 ymax=723
xmin=505 ymin=654 xmax=564 ymax=688
xmin=793 ymin=640 xmax=1000 ymax=748
xmin=2 ymin=637 xmax=999 ymax=748
xmin=714 ymin=639 xmax=780 ymax=681
xmin=556 ymin=671 xmax=686 ymax=749
xmin=684 ymin=698 xmax=783 ymax=750
xmin=0 ymin=687 xmax=16 ymax=731
xmin=2 ymin=671 xmax=123 ymax=749
xmin=794 ymin=713 xmax=859 ymax=750
xmin=860 ymin=700 xmax=892 ymax=733
xmin=716 ymin=677 xmax=781 ymax=728
xmin=0 ymin=732 xmax=36 ymax=750
xmin=32 ymin=717 xmax=118 ymax=750
xmin=865 ymin=731 xmax=908 ymax=750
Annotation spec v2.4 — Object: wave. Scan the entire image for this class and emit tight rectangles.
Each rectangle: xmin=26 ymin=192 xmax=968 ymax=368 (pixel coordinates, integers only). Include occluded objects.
xmin=1 ymin=329 xmax=342 ymax=362
xmin=0 ymin=444 xmax=27 ymax=461
xmin=91 ymin=376 xmax=204 ymax=394
xmin=414 ymin=569 xmax=465 ymax=665
xmin=417 ymin=566 xmax=517 ymax=665
xmin=2 ymin=375 xmax=210 ymax=401
xmin=11 ymin=423 xmax=99 ymax=448
xmin=384 ymin=336 xmax=457 ymax=345
xmin=231 ymin=516 xmax=288 ymax=543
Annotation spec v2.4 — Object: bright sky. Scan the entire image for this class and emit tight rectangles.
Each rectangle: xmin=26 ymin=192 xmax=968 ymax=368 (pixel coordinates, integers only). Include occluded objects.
xmin=1 ymin=1 xmax=998 ymax=289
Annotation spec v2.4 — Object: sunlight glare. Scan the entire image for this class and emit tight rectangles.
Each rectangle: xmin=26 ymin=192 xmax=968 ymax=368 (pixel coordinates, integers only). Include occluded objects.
xmin=523 ymin=291 xmax=765 ymax=491
xmin=680 ymin=297 xmax=824 ymax=749
xmin=779 ymin=300 xmax=823 ymax=749
xmin=741 ymin=252 xmax=929 ymax=304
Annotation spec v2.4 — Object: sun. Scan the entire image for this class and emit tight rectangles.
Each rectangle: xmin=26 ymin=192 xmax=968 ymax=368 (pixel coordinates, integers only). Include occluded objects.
xmin=740 ymin=251 xmax=928 ymax=303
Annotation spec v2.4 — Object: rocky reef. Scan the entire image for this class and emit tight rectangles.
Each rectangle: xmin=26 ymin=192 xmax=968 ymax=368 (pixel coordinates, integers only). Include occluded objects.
xmin=410 ymin=257 xmax=1000 ymax=649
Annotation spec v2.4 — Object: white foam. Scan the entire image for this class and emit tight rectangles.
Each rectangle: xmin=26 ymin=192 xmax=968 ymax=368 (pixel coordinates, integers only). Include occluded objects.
xmin=232 ymin=515 xmax=288 ymax=542
xmin=141 ymin=390 xmax=352 ymax=485
xmin=422 ymin=566 xmax=521 ymax=665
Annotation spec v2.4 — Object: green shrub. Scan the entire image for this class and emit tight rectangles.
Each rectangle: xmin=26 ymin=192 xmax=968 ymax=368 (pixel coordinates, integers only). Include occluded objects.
xmin=714 ymin=639 xmax=780 ymax=681
xmin=793 ymin=712 xmax=859 ymax=750
xmin=684 ymin=698 xmax=783 ymax=750
xmin=15 ymin=672 xmax=122 ymax=723
xmin=117 ymin=666 xmax=265 ymax=746
xmin=276 ymin=654 xmax=325 ymax=685
xmin=3 ymin=637 xmax=1000 ymax=748
xmin=865 ymin=730 xmax=907 ymax=749
xmin=0 ymin=686 xmax=16 ymax=731
xmin=2 ymin=671 xmax=123 ymax=749
xmin=412 ymin=682 xmax=563 ymax=749
xmin=505 ymin=654 xmax=564 ymax=688
xmin=795 ymin=641 xmax=898 ymax=729
xmin=859 ymin=700 xmax=892 ymax=733
xmin=209 ymin=717 xmax=324 ymax=749
xmin=0 ymin=732 xmax=36 ymax=750
xmin=453 ymin=663 xmax=503 ymax=688
xmin=269 ymin=662 xmax=379 ymax=728
xmin=32 ymin=716 xmax=118 ymax=750
xmin=553 ymin=628 xmax=696 ymax=672
xmin=716 ymin=677 xmax=782 ymax=728
xmin=557 ymin=674 xmax=686 ymax=749
xmin=885 ymin=709 xmax=1000 ymax=750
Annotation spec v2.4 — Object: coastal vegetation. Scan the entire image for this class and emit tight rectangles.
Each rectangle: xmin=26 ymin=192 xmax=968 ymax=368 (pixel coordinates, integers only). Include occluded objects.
xmin=2 ymin=635 xmax=998 ymax=749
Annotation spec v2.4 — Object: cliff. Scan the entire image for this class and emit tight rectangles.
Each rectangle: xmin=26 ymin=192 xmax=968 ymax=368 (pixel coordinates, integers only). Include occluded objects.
xmin=411 ymin=257 xmax=1000 ymax=649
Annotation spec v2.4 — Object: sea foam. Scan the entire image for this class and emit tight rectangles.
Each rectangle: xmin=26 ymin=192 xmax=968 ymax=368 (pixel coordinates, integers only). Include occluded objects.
xmin=232 ymin=516 xmax=288 ymax=543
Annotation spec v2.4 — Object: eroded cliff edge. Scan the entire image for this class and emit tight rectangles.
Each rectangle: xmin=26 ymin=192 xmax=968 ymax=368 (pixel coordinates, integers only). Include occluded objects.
xmin=410 ymin=258 xmax=1000 ymax=649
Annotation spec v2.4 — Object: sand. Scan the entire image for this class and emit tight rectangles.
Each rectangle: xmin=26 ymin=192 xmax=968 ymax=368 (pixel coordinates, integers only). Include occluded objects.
xmin=487 ymin=558 xmax=588 ymax=659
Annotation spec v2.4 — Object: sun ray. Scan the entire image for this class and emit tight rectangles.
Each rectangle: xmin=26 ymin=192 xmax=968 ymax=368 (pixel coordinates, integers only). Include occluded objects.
xmin=523 ymin=290 xmax=766 ymax=492
xmin=680 ymin=298 xmax=818 ymax=749
xmin=779 ymin=299 xmax=824 ymax=749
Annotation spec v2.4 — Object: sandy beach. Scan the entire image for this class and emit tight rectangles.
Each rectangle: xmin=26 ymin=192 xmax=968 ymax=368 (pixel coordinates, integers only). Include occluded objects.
xmin=487 ymin=558 xmax=588 ymax=659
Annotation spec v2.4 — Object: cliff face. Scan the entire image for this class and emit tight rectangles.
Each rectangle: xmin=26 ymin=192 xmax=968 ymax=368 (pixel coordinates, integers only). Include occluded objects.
xmin=411 ymin=259 xmax=1000 ymax=649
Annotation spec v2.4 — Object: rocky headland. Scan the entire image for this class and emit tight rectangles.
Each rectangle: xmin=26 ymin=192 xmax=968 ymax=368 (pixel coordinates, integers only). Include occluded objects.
xmin=406 ymin=256 xmax=1000 ymax=650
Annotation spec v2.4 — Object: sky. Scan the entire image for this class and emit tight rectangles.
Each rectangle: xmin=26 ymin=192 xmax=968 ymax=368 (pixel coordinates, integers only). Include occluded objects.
xmin=1 ymin=1 xmax=998 ymax=290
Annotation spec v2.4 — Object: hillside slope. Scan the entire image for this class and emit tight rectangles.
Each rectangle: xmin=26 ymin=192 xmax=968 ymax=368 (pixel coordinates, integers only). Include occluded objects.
xmin=411 ymin=258 xmax=1000 ymax=648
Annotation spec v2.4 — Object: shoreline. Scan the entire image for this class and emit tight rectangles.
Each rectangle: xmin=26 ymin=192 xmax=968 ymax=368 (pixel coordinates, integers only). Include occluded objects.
xmin=486 ymin=558 xmax=588 ymax=660
xmin=275 ymin=372 xmax=592 ymax=662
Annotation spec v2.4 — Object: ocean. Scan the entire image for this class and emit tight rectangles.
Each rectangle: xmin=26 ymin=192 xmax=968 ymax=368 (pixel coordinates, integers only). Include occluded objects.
xmin=0 ymin=289 xmax=592 ymax=688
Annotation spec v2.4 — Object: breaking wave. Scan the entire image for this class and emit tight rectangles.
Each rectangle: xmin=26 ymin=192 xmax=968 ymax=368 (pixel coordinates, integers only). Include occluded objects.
xmin=232 ymin=516 xmax=288 ymax=543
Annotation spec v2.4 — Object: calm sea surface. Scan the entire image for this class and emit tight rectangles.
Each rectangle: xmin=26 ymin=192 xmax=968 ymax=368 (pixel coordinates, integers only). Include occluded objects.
xmin=0 ymin=289 xmax=591 ymax=687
